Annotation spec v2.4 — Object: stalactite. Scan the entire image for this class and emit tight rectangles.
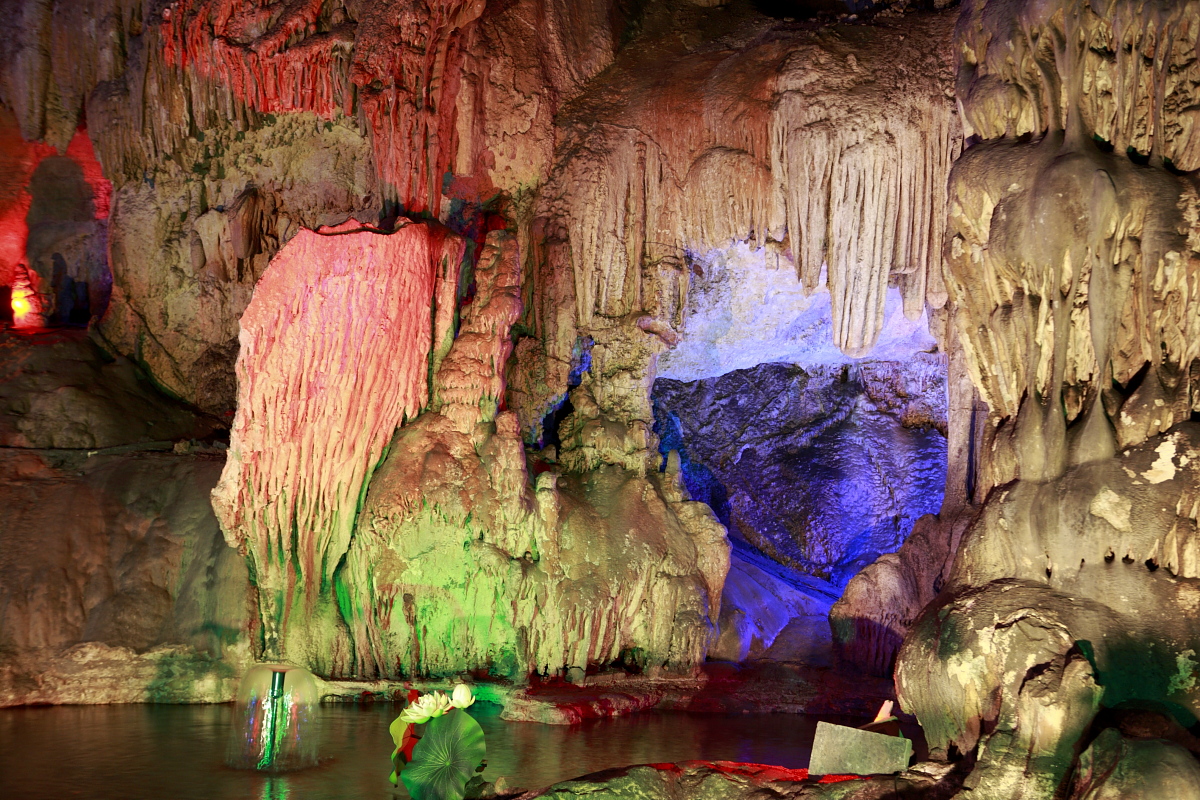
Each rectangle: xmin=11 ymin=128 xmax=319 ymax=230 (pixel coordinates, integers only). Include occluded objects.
xmin=539 ymin=11 xmax=960 ymax=364
xmin=772 ymin=86 xmax=959 ymax=353
xmin=948 ymin=0 xmax=1200 ymax=490
xmin=162 ymin=0 xmax=486 ymax=212
xmin=958 ymin=0 xmax=1200 ymax=169
xmin=837 ymin=0 xmax=1200 ymax=679
xmin=211 ymin=219 xmax=454 ymax=664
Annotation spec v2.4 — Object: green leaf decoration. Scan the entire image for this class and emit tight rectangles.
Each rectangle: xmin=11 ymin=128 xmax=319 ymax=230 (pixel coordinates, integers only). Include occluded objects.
xmin=400 ymin=709 xmax=486 ymax=800
xmin=390 ymin=715 xmax=410 ymax=748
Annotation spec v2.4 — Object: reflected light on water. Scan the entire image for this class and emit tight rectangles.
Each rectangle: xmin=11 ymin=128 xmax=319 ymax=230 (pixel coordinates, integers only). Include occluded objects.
xmin=0 ymin=702 xmax=892 ymax=800
xmin=261 ymin=776 xmax=291 ymax=800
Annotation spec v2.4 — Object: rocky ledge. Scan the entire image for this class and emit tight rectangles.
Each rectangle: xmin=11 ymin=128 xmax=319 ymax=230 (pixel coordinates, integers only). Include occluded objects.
xmin=514 ymin=761 xmax=962 ymax=800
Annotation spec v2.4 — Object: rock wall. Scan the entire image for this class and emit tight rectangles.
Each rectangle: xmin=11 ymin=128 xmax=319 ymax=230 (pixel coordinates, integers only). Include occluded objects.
xmin=888 ymin=1 xmax=1200 ymax=795
xmin=653 ymin=358 xmax=947 ymax=587
xmin=0 ymin=323 xmax=248 ymax=707
xmin=100 ymin=112 xmax=377 ymax=416
xmin=0 ymin=329 xmax=215 ymax=449
xmin=0 ymin=446 xmax=250 ymax=706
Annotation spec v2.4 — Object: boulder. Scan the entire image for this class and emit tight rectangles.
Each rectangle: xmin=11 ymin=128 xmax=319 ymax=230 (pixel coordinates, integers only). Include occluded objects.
xmin=1070 ymin=729 xmax=1200 ymax=800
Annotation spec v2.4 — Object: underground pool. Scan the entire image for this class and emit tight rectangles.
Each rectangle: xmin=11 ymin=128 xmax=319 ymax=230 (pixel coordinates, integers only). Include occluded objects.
xmin=0 ymin=704 xmax=919 ymax=800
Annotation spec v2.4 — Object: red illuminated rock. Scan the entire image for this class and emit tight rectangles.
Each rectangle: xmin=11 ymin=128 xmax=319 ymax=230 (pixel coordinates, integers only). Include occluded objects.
xmin=211 ymin=220 xmax=460 ymax=666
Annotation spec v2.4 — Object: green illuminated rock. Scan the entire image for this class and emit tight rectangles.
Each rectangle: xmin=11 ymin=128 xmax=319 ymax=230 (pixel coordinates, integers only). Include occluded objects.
xmin=340 ymin=231 xmax=729 ymax=680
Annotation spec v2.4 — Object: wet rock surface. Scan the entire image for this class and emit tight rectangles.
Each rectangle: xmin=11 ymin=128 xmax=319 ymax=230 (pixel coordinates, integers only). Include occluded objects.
xmin=711 ymin=545 xmax=838 ymax=665
xmin=517 ymin=760 xmax=964 ymax=800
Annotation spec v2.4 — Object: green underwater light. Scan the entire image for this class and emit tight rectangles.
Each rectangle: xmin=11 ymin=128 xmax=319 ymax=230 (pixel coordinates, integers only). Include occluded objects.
xmin=256 ymin=669 xmax=288 ymax=769
xmin=228 ymin=664 xmax=320 ymax=772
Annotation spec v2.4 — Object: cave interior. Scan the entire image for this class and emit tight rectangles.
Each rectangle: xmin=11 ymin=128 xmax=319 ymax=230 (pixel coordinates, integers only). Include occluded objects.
xmin=3 ymin=0 xmax=1200 ymax=798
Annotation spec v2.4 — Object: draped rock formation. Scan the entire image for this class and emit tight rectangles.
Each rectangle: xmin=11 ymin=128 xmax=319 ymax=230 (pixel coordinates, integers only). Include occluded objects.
xmin=0 ymin=0 xmax=618 ymax=414
xmin=836 ymin=0 xmax=1200 ymax=675
xmin=342 ymin=228 xmax=730 ymax=679
xmin=211 ymin=220 xmax=460 ymax=668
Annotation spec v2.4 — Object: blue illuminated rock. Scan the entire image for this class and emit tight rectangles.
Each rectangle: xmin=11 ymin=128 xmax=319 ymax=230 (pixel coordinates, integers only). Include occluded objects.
xmin=653 ymin=357 xmax=946 ymax=588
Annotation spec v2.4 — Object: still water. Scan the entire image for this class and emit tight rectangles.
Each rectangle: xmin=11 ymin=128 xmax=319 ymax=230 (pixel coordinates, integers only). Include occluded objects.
xmin=0 ymin=703 xmax=875 ymax=800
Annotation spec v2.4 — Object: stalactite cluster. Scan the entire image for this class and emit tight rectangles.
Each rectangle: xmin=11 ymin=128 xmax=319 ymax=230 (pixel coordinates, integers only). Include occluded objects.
xmin=534 ymin=10 xmax=960 ymax=373
xmin=835 ymin=0 xmax=1200 ymax=680
xmin=949 ymin=0 xmax=1200 ymax=491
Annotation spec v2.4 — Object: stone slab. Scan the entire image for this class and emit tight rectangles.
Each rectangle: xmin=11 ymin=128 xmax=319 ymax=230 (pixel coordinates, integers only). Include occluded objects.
xmin=809 ymin=720 xmax=912 ymax=776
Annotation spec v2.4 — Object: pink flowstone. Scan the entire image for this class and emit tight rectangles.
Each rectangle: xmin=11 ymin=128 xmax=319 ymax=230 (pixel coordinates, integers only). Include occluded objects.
xmin=212 ymin=220 xmax=459 ymax=657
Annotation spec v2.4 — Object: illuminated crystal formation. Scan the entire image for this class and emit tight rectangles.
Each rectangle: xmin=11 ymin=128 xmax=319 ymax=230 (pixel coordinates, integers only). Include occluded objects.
xmin=227 ymin=663 xmax=319 ymax=771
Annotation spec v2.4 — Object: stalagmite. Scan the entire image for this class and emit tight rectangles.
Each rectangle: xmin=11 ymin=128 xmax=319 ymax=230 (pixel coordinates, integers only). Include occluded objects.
xmin=343 ymin=228 xmax=730 ymax=680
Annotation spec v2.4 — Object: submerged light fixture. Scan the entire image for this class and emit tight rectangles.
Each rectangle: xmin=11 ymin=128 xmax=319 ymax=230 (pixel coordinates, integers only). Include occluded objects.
xmin=227 ymin=664 xmax=320 ymax=771
xmin=10 ymin=264 xmax=42 ymax=329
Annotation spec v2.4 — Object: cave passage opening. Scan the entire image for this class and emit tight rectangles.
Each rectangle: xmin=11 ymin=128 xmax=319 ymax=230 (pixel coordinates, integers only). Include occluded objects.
xmin=653 ymin=242 xmax=949 ymax=592
xmin=1 ymin=118 xmax=112 ymax=331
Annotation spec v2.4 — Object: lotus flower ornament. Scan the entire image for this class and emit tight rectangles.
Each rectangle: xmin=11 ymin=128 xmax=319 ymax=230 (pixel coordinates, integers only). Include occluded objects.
xmin=450 ymin=684 xmax=475 ymax=710
xmin=399 ymin=690 xmax=453 ymax=724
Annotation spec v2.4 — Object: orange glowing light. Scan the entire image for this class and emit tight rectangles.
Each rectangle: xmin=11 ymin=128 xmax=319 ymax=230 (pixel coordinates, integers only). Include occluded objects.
xmin=11 ymin=295 xmax=31 ymax=316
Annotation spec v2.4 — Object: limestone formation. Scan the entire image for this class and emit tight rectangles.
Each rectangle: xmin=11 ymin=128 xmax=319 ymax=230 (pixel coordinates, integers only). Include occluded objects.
xmin=838 ymin=0 xmax=1200 ymax=685
xmin=0 ymin=108 xmax=108 ymax=328
xmin=0 ymin=0 xmax=619 ymax=415
xmin=211 ymin=220 xmax=457 ymax=669
xmin=880 ymin=4 xmax=1200 ymax=794
xmin=343 ymin=228 xmax=730 ymax=679
xmin=1069 ymin=728 xmax=1200 ymax=800
xmin=101 ymin=113 xmax=378 ymax=416
xmin=522 ymin=760 xmax=962 ymax=800
xmin=711 ymin=548 xmax=838 ymax=666
xmin=511 ymin=7 xmax=960 ymax=455
xmin=948 ymin=0 xmax=1200 ymax=491
xmin=1 ymin=1 xmax=1133 ymax=748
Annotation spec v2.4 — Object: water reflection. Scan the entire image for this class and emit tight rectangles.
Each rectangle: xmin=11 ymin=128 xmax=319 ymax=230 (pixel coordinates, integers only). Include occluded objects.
xmin=0 ymin=702 xmax=880 ymax=800
xmin=261 ymin=776 xmax=291 ymax=800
